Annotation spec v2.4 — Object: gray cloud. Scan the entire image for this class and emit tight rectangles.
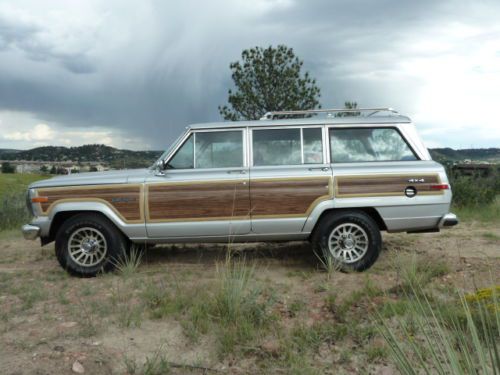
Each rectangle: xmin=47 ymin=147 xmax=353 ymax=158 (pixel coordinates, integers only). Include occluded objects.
xmin=0 ymin=0 xmax=499 ymax=150
xmin=0 ymin=8 xmax=96 ymax=74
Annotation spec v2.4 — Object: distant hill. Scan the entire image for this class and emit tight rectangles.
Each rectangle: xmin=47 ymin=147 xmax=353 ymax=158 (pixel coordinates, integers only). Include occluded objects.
xmin=0 ymin=149 xmax=21 ymax=156
xmin=1 ymin=144 xmax=498 ymax=168
xmin=0 ymin=144 xmax=162 ymax=169
xmin=429 ymin=148 xmax=500 ymax=163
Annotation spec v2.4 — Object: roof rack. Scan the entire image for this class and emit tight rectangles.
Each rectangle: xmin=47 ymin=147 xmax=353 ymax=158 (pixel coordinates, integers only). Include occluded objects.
xmin=259 ymin=107 xmax=398 ymax=120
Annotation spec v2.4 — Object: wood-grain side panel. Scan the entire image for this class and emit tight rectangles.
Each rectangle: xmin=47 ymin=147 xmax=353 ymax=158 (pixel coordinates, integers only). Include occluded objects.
xmin=250 ymin=177 xmax=332 ymax=217
xmin=147 ymin=181 xmax=250 ymax=222
xmin=36 ymin=185 xmax=142 ymax=222
xmin=335 ymin=174 xmax=442 ymax=197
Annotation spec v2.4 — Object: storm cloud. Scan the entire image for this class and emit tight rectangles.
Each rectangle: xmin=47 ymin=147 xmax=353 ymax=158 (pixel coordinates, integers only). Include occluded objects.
xmin=0 ymin=0 xmax=499 ymax=150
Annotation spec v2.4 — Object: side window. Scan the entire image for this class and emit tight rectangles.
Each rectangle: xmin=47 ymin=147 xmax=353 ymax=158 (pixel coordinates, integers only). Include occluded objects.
xmin=329 ymin=128 xmax=417 ymax=163
xmin=303 ymin=128 xmax=323 ymax=164
xmin=253 ymin=129 xmax=301 ymax=166
xmin=166 ymin=130 xmax=244 ymax=169
xmin=167 ymin=134 xmax=194 ymax=169
xmin=195 ymin=131 xmax=243 ymax=168
xmin=252 ymin=127 xmax=324 ymax=166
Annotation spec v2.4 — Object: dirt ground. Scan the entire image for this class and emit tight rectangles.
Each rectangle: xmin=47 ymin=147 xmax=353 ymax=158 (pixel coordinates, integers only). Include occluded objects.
xmin=0 ymin=221 xmax=498 ymax=375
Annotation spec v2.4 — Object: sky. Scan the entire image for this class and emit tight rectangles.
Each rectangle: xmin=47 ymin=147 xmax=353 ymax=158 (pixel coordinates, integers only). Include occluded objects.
xmin=0 ymin=0 xmax=499 ymax=151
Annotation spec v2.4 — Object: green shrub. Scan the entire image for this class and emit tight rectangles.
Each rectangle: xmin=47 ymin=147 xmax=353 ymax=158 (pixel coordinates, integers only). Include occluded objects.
xmin=449 ymin=173 xmax=497 ymax=208
xmin=0 ymin=192 xmax=31 ymax=231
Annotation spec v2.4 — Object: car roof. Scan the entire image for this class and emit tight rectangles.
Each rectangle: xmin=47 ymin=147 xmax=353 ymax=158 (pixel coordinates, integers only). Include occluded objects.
xmin=187 ymin=114 xmax=412 ymax=130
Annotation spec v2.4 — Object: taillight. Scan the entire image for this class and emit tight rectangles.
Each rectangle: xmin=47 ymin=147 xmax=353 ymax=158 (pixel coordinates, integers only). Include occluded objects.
xmin=430 ymin=184 xmax=449 ymax=190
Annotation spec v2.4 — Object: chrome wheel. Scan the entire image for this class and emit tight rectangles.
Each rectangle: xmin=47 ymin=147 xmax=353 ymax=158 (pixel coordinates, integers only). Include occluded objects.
xmin=68 ymin=227 xmax=107 ymax=267
xmin=328 ymin=223 xmax=369 ymax=264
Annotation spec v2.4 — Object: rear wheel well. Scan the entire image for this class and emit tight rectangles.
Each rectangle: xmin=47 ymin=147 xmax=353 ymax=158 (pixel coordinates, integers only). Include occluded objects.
xmin=310 ymin=207 xmax=387 ymax=239
xmin=44 ymin=211 xmax=126 ymax=245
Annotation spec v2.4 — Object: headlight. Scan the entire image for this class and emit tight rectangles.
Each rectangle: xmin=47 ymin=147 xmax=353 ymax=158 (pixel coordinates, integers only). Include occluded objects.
xmin=26 ymin=189 xmax=35 ymax=216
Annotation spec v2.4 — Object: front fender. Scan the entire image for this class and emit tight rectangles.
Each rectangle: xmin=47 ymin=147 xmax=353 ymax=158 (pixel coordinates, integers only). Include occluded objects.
xmin=45 ymin=201 xmax=146 ymax=239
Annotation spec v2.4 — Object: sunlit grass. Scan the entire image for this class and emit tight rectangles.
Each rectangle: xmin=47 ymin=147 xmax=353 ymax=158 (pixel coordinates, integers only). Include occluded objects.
xmin=453 ymin=196 xmax=500 ymax=224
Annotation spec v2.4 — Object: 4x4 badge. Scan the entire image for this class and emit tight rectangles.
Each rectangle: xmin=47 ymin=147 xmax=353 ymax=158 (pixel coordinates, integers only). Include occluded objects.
xmin=408 ymin=178 xmax=425 ymax=183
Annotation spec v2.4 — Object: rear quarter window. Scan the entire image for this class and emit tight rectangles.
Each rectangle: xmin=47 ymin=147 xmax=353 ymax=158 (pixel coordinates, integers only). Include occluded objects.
xmin=329 ymin=127 xmax=417 ymax=163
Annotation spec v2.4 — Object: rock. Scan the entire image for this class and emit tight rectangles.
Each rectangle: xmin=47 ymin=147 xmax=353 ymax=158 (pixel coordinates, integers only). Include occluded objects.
xmin=72 ymin=360 xmax=85 ymax=374
xmin=261 ymin=339 xmax=281 ymax=357
xmin=91 ymin=341 xmax=101 ymax=346
xmin=376 ymin=365 xmax=396 ymax=375
xmin=60 ymin=321 xmax=78 ymax=328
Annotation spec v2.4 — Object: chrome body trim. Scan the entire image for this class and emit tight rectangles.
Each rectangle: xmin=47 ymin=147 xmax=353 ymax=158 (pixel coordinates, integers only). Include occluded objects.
xmin=129 ymin=232 xmax=309 ymax=244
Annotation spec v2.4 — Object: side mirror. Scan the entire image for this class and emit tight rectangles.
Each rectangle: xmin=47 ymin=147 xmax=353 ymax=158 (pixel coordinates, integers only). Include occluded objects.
xmin=155 ymin=160 xmax=167 ymax=177
xmin=156 ymin=160 xmax=165 ymax=170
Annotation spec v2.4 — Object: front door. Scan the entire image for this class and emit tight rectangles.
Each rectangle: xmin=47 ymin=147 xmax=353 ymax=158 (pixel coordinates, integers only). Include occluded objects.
xmin=146 ymin=129 xmax=250 ymax=238
xmin=249 ymin=126 xmax=333 ymax=234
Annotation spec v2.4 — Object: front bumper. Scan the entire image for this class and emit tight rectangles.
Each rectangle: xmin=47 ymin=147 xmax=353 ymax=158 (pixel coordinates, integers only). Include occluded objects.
xmin=438 ymin=213 xmax=459 ymax=228
xmin=22 ymin=224 xmax=41 ymax=240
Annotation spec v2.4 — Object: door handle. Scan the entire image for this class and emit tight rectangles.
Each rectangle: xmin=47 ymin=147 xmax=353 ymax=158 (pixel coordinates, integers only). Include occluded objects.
xmin=227 ymin=169 xmax=247 ymax=174
xmin=308 ymin=167 xmax=330 ymax=172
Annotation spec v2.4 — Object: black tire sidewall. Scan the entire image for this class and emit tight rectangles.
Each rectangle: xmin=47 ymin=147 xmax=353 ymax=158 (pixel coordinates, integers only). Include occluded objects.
xmin=55 ymin=214 xmax=127 ymax=277
xmin=313 ymin=211 xmax=381 ymax=272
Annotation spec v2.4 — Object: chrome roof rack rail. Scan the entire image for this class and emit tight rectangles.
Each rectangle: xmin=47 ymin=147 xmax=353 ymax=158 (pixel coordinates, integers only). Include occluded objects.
xmin=260 ymin=107 xmax=398 ymax=120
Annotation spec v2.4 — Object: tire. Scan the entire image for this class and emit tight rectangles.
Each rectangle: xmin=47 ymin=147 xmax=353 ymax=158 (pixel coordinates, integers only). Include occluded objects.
xmin=55 ymin=213 xmax=128 ymax=277
xmin=311 ymin=210 xmax=382 ymax=272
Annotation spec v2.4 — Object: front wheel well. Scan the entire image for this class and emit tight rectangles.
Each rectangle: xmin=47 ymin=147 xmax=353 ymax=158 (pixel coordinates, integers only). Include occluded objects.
xmin=310 ymin=207 xmax=387 ymax=238
xmin=44 ymin=211 xmax=125 ymax=246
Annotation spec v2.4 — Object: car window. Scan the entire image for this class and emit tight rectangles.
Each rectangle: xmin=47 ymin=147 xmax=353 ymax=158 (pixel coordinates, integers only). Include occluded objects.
xmin=167 ymin=134 xmax=194 ymax=169
xmin=195 ymin=131 xmax=243 ymax=168
xmin=303 ymin=128 xmax=323 ymax=164
xmin=167 ymin=130 xmax=243 ymax=169
xmin=329 ymin=128 xmax=417 ymax=163
xmin=253 ymin=128 xmax=302 ymax=166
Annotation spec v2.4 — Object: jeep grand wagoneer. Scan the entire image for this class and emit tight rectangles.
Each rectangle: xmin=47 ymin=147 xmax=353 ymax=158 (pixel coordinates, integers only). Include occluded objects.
xmin=22 ymin=108 xmax=458 ymax=276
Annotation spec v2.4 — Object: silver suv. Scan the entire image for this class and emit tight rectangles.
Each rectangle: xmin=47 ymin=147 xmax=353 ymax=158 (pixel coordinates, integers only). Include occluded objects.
xmin=22 ymin=108 xmax=458 ymax=276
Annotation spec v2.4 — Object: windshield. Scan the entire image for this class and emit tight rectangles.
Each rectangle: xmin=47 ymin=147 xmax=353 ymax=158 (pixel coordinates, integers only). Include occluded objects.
xmin=151 ymin=130 xmax=188 ymax=169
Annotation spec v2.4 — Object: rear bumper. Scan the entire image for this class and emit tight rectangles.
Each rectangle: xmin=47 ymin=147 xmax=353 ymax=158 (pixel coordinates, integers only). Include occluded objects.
xmin=438 ymin=213 xmax=459 ymax=228
xmin=22 ymin=224 xmax=41 ymax=240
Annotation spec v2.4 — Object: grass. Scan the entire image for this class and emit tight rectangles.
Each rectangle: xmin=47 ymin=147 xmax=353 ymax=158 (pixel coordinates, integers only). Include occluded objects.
xmin=76 ymin=302 xmax=100 ymax=337
xmin=314 ymin=244 xmax=342 ymax=281
xmin=124 ymin=348 xmax=171 ymax=375
xmin=453 ymin=196 xmax=500 ymax=224
xmin=394 ymin=254 xmax=449 ymax=293
xmin=140 ymin=254 xmax=276 ymax=357
xmin=112 ymin=245 xmax=144 ymax=277
xmin=0 ymin=173 xmax=47 ymax=197
xmin=482 ymin=231 xmax=500 ymax=241
xmin=378 ymin=285 xmax=499 ymax=374
xmin=375 ymin=253 xmax=499 ymax=375
xmin=0 ymin=191 xmax=32 ymax=230
xmin=0 ymin=173 xmax=47 ymax=231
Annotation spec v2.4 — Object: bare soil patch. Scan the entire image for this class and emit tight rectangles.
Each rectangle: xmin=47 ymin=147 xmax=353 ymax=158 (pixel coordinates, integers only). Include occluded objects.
xmin=0 ymin=221 xmax=498 ymax=374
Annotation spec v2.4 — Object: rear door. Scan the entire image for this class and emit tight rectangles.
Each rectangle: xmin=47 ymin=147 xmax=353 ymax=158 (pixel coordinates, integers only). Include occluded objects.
xmin=146 ymin=128 xmax=251 ymax=238
xmin=328 ymin=126 xmax=449 ymax=231
xmin=249 ymin=126 xmax=333 ymax=234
